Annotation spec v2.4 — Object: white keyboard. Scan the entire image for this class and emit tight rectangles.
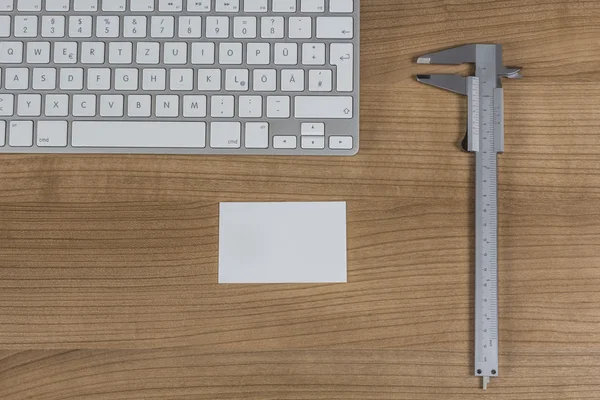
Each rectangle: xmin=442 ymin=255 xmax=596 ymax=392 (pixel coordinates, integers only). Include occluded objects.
xmin=0 ymin=0 xmax=360 ymax=155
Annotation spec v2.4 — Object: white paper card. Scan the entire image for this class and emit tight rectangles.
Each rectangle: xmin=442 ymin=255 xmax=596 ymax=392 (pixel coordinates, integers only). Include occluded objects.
xmin=219 ymin=202 xmax=347 ymax=283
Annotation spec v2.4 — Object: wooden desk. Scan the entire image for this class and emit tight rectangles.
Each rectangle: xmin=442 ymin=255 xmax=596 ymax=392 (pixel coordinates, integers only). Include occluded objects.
xmin=1 ymin=0 xmax=600 ymax=398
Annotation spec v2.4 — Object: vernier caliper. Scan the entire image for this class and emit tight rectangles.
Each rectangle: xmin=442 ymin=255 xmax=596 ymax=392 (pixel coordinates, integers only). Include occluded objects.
xmin=416 ymin=44 xmax=521 ymax=390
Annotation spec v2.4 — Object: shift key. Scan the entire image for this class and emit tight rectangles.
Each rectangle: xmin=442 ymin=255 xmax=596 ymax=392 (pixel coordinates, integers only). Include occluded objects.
xmin=295 ymin=96 xmax=353 ymax=119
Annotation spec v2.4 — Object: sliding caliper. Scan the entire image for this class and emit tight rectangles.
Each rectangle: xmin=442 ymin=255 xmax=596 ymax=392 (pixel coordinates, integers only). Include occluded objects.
xmin=416 ymin=44 xmax=521 ymax=389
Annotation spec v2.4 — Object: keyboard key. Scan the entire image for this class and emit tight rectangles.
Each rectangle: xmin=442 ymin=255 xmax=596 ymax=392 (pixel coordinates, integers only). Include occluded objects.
xmin=109 ymin=42 xmax=132 ymax=64
xmin=301 ymin=0 xmax=324 ymax=12
xmin=187 ymin=0 xmax=210 ymax=12
xmin=274 ymin=43 xmax=298 ymax=65
xmin=102 ymin=0 xmax=126 ymax=11
xmin=244 ymin=0 xmax=266 ymax=12
xmin=210 ymin=122 xmax=240 ymax=148
xmin=72 ymin=122 xmax=206 ymax=148
xmin=294 ymin=96 xmax=353 ymax=119
xmin=302 ymin=43 xmax=326 ymax=65
xmin=245 ymin=122 xmax=268 ymax=149
xmin=273 ymin=136 xmax=297 ymax=149
xmin=253 ymin=69 xmax=276 ymax=91
xmin=289 ymin=17 xmax=312 ymax=39
xmin=301 ymin=136 xmax=325 ymax=149
xmin=273 ymin=0 xmax=295 ymax=12
xmin=331 ymin=43 xmax=354 ymax=91
xmin=247 ymin=43 xmax=270 ymax=65
xmin=151 ymin=16 xmax=174 ymax=37
xmin=0 ymin=121 xmax=5 ymax=146
xmin=164 ymin=42 xmax=187 ymax=64
xmin=87 ymin=68 xmax=111 ymax=90
xmin=97 ymin=16 xmax=120 ymax=38
xmin=17 ymin=0 xmax=41 ymax=11
xmin=225 ymin=69 xmax=249 ymax=91
xmin=59 ymin=68 xmax=83 ymax=90
xmin=37 ymin=121 xmax=68 ymax=147
xmin=198 ymin=69 xmax=221 ymax=90
xmin=32 ymin=67 xmax=57 ymax=90
xmin=130 ymin=0 xmax=154 ymax=11
xmin=191 ymin=43 xmax=215 ymax=64
xmin=46 ymin=0 xmax=70 ymax=10
xmin=73 ymin=0 xmax=98 ymax=11
xmin=301 ymin=123 xmax=325 ymax=136
xmin=136 ymin=42 xmax=160 ymax=64
xmin=0 ymin=94 xmax=14 ymax=116
xmin=17 ymin=94 xmax=41 ymax=116
xmin=41 ymin=16 xmax=65 ymax=38
xmin=100 ymin=94 xmax=124 ymax=117
xmin=69 ymin=16 xmax=92 ymax=37
xmin=239 ymin=96 xmax=262 ymax=118
xmin=155 ymin=95 xmax=178 ymax=117
xmin=316 ymin=17 xmax=354 ymax=39
xmin=266 ymin=96 xmax=290 ymax=118
xmin=114 ymin=68 xmax=138 ymax=90
xmin=219 ymin=43 xmax=243 ymax=64
xmin=14 ymin=16 xmax=38 ymax=37
xmin=81 ymin=42 xmax=105 ymax=63
xmin=211 ymin=95 xmax=235 ymax=118
xmin=26 ymin=42 xmax=50 ymax=63
xmin=72 ymin=94 xmax=96 ymax=116
xmin=142 ymin=68 xmax=166 ymax=90
xmin=9 ymin=121 xmax=33 ymax=147
xmin=308 ymin=69 xmax=332 ymax=92
xmin=128 ymin=95 xmax=152 ymax=117
xmin=170 ymin=69 xmax=194 ymax=91
xmin=0 ymin=16 xmax=9 ymax=37
xmin=0 ymin=42 xmax=24 ymax=63
xmin=124 ymin=16 xmax=147 ymax=38
xmin=179 ymin=16 xmax=202 ymax=38
xmin=281 ymin=69 xmax=305 ymax=92
xmin=329 ymin=136 xmax=353 ymax=150
xmin=5 ymin=68 xmax=29 ymax=89
xmin=158 ymin=0 xmax=182 ymax=12
xmin=261 ymin=17 xmax=284 ymax=38
xmin=233 ymin=17 xmax=257 ymax=38
xmin=0 ymin=0 xmax=13 ymax=11
xmin=183 ymin=95 xmax=207 ymax=117
xmin=206 ymin=16 xmax=229 ymax=38
xmin=53 ymin=42 xmax=77 ymax=63
xmin=216 ymin=0 xmax=239 ymax=12
xmin=330 ymin=0 xmax=354 ymax=12
xmin=44 ymin=94 xmax=69 ymax=116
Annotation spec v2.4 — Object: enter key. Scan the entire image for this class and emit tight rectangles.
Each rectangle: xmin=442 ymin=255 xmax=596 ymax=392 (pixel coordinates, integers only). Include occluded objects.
xmin=331 ymin=43 xmax=354 ymax=92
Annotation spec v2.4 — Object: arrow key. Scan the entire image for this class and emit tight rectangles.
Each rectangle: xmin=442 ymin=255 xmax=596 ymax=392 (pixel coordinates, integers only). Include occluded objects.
xmin=301 ymin=123 xmax=325 ymax=136
xmin=273 ymin=135 xmax=297 ymax=149
xmin=301 ymin=136 xmax=325 ymax=149
xmin=329 ymin=136 xmax=353 ymax=150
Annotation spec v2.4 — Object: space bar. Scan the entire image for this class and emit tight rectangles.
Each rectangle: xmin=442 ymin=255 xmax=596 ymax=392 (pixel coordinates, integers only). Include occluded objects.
xmin=72 ymin=122 xmax=206 ymax=148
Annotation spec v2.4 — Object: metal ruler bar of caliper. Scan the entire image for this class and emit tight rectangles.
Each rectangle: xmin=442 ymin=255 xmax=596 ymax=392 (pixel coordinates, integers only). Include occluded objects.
xmin=415 ymin=44 xmax=521 ymax=390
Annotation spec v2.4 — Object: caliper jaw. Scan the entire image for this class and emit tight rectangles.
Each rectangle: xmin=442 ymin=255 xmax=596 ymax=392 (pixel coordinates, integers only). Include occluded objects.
xmin=416 ymin=45 xmax=521 ymax=153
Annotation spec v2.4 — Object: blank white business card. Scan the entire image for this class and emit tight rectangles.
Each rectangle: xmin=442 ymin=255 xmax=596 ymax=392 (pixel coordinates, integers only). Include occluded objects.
xmin=219 ymin=202 xmax=347 ymax=284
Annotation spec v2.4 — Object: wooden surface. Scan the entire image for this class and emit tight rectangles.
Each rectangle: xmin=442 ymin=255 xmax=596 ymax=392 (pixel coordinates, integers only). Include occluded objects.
xmin=2 ymin=0 xmax=600 ymax=398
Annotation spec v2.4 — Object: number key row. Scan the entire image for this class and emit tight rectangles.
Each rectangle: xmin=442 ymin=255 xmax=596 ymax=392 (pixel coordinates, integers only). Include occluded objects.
xmin=0 ymin=15 xmax=354 ymax=40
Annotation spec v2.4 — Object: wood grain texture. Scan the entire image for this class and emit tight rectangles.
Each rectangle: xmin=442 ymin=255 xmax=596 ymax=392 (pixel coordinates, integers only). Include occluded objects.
xmin=1 ymin=0 xmax=600 ymax=398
